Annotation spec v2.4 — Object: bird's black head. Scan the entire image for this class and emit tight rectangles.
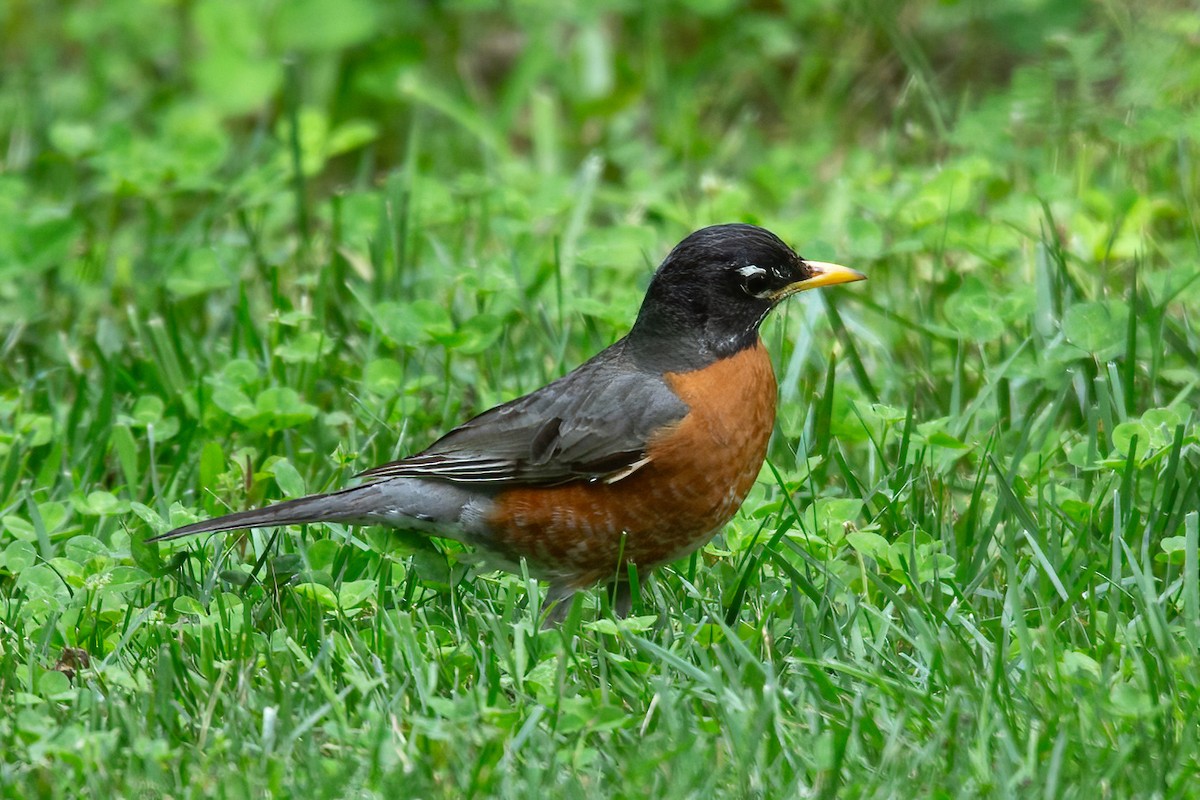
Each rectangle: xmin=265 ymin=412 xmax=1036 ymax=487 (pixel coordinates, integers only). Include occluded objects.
xmin=628 ymin=224 xmax=864 ymax=370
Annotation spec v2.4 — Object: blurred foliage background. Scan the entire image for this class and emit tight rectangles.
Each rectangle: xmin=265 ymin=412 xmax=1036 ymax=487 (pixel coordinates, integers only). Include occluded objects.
xmin=2 ymin=0 xmax=1199 ymax=796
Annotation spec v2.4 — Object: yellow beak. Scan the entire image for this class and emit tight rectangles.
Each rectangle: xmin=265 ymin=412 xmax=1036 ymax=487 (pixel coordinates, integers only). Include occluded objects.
xmin=770 ymin=260 xmax=866 ymax=301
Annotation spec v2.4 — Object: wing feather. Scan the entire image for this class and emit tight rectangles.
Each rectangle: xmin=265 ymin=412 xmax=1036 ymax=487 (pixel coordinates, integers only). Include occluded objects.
xmin=357 ymin=338 xmax=687 ymax=488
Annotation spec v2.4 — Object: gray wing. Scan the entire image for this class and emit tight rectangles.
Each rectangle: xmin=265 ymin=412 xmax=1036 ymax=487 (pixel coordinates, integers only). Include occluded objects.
xmin=357 ymin=339 xmax=688 ymax=487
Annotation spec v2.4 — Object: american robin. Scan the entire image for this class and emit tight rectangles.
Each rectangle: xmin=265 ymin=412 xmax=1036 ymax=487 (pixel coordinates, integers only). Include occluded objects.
xmin=150 ymin=223 xmax=865 ymax=619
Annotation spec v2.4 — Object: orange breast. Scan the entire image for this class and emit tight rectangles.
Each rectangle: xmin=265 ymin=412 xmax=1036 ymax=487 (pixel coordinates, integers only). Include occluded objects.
xmin=485 ymin=342 xmax=777 ymax=588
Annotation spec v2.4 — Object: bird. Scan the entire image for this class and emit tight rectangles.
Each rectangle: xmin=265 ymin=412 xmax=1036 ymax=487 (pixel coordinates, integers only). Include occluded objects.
xmin=149 ymin=223 xmax=865 ymax=621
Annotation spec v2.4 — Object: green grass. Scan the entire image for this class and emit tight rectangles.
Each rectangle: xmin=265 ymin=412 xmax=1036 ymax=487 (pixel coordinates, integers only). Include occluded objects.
xmin=3 ymin=1 xmax=1200 ymax=797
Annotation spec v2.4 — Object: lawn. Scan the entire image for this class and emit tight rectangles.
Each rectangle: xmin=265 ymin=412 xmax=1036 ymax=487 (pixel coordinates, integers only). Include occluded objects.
xmin=2 ymin=1 xmax=1199 ymax=797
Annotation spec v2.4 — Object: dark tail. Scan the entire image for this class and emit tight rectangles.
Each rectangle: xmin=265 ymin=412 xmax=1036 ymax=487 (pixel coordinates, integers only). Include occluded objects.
xmin=147 ymin=484 xmax=381 ymax=543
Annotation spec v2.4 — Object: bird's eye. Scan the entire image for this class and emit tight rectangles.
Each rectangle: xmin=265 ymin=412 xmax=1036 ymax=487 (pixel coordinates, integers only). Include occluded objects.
xmin=737 ymin=265 xmax=770 ymax=298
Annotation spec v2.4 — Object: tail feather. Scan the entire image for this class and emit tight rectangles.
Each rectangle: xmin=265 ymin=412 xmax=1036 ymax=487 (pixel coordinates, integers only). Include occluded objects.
xmin=147 ymin=484 xmax=381 ymax=543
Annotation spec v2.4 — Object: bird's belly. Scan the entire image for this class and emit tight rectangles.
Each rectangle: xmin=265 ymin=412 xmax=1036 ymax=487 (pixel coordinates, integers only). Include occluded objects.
xmin=484 ymin=343 xmax=777 ymax=587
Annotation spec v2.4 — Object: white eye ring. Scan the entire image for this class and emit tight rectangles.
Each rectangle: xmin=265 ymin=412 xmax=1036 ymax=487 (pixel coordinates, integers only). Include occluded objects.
xmin=736 ymin=265 xmax=773 ymax=298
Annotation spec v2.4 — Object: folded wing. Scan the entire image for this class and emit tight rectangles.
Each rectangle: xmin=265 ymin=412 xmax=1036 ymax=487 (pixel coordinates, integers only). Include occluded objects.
xmin=358 ymin=339 xmax=688 ymax=488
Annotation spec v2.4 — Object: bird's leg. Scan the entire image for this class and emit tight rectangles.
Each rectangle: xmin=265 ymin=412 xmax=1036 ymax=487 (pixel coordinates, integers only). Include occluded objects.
xmin=606 ymin=580 xmax=633 ymax=618
xmin=539 ymin=583 xmax=576 ymax=628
